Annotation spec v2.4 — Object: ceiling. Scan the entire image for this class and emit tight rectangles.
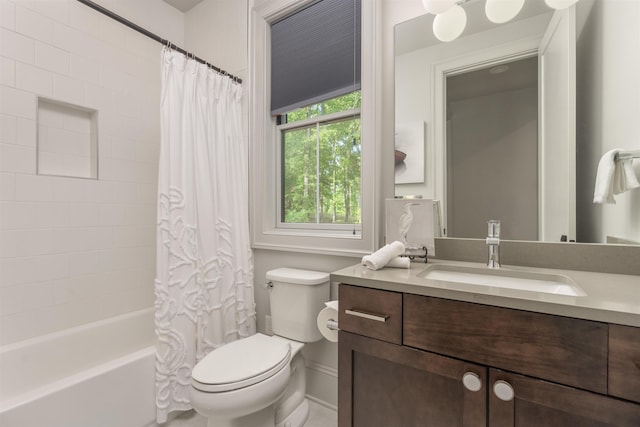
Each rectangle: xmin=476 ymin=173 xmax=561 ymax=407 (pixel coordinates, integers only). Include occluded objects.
xmin=162 ymin=0 xmax=205 ymax=13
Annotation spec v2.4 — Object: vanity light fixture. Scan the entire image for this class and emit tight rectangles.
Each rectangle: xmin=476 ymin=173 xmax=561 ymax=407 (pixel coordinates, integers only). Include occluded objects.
xmin=485 ymin=0 xmax=524 ymax=24
xmin=423 ymin=0 xmax=582 ymax=42
xmin=433 ymin=5 xmax=467 ymax=42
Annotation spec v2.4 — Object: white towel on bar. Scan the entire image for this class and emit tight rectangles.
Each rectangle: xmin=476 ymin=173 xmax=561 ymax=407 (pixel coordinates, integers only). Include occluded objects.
xmin=361 ymin=241 xmax=406 ymax=270
xmin=593 ymin=149 xmax=640 ymax=204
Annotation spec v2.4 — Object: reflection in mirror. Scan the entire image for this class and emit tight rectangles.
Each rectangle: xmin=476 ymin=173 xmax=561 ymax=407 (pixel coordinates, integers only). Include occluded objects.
xmin=394 ymin=0 xmax=640 ymax=244
xmin=447 ymin=57 xmax=538 ymax=241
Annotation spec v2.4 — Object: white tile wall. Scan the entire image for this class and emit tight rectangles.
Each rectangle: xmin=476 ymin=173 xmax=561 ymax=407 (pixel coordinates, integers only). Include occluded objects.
xmin=0 ymin=56 xmax=15 ymax=86
xmin=0 ymin=0 xmax=16 ymax=31
xmin=37 ymin=99 xmax=96 ymax=178
xmin=16 ymin=5 xmax=54 ymax=43
xmin=0 ymin=27 xmax=35 ymax=63
xmin=0 ymin=0 xmax=168 ymax=346
xmin=36 ymin=41 xmax=70 ymax=75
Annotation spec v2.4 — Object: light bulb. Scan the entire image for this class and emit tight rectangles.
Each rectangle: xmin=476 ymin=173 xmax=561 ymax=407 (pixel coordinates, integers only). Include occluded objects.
xmin=433 ymin=5 xmax=467 ymax=42
xmin=545 ymin=0 xmax=579 ymax=10
xmin=485 ymin=0 xmax=525 ymax=24
xmin=422 ymin=0 xmax=457 ymax=15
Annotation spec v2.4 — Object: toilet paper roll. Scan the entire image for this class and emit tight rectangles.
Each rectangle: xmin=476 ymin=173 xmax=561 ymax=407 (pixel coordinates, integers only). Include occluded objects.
xmin=317 ymin=305 xmax=339 ymax=342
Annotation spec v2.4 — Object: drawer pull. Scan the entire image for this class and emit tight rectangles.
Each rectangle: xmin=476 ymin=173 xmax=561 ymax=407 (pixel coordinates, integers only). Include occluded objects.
xmin=493 ymin=380 xmax=515 ymax=401
xmin=345 ymin=309 xmax=389 ymax=323
xmin=462 ymin=372 xmax=482 ymax=392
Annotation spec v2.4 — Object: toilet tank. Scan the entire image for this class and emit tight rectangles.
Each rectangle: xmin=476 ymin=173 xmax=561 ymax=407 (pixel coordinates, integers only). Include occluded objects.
xmin=266 ymin=268 xmax=330 ymax=342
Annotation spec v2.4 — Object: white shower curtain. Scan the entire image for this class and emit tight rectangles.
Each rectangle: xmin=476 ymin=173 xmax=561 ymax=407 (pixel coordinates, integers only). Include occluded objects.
xmin=154 ymin=48 xmax=256 ymax=423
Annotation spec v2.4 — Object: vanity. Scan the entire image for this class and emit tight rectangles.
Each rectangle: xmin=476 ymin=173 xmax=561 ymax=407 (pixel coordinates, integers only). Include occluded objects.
xmin=332 ymin=260 xmax=640 ymax=426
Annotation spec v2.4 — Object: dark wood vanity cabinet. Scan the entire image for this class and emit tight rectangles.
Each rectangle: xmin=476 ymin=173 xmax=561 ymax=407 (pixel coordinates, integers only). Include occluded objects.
xmin=488 ymin=368 xmax=640 ymax=427
xmin=338 ymin=284 xmax=640 ymax=427
xmin=339 ymin=331 xmax=487 ymax=427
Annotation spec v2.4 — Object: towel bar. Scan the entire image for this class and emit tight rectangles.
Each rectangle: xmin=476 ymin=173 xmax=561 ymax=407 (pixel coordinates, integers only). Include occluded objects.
xmin=615 ymin=150 xmax=640 ymax=161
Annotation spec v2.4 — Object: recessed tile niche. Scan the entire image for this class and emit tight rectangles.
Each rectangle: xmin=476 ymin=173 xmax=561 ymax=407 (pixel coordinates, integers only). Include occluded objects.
xmin=37 ymin=98 xmax=98 ymax=179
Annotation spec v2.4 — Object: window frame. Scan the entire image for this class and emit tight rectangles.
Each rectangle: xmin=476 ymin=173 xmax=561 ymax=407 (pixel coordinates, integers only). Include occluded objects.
xmin=249 ymin=0 xmax=380 ymax=256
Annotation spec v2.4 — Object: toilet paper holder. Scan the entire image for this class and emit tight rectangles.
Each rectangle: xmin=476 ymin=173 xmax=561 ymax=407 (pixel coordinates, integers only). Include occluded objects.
xmin=318 ymin=300 xmax=340 ymax=342
xmin=326 ymin=318 xmax=339 ymax=331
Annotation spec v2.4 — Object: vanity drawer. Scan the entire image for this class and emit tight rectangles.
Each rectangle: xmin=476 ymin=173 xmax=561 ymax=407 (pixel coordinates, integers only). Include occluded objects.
xmin=339 ymin=284 xmax=402 ymax=345
xmin=403 ymin=294 xmax=608 ymax=394
xmin=609 ymin=324 xmax=640 ymax=403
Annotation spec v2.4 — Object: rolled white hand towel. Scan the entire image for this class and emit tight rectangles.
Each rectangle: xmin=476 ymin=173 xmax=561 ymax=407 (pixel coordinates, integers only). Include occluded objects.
xmin=361 ymin=241 xmax=406 ymax=270
xmin=386 ymin=256 xmax=410 ymax=269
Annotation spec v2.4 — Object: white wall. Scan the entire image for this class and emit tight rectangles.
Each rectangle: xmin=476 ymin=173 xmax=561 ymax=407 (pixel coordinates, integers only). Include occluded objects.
xmin=185 ymin=0 xmax=247 ymax=78
xmin=0 ymin=0 xmax=183 ymax=345
xmin=576 ymin=0 xmax=640 ymax=243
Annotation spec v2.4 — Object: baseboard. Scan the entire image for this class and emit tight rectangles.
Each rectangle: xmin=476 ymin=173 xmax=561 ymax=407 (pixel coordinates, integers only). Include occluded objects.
xmin=306 ymin=394 xmax=338 ymax=412
xmin=305 ymin=361 xmax=338 ymax=410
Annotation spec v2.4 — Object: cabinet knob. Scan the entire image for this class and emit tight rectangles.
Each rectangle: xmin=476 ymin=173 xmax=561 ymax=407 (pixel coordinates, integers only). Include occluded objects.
xmin=462 ymin=372 xmax=482 ymax=392
xmin=493 ymin=380 xmax=515 ymax=401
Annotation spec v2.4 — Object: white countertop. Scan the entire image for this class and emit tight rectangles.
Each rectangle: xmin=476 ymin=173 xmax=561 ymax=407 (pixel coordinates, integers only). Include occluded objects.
xmin=331 ymin=259 xmax=640 ymax=327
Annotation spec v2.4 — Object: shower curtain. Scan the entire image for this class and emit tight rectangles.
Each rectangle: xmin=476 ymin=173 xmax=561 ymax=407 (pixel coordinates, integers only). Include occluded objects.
xmin=154 ymin=47 xmax=256 ymax=423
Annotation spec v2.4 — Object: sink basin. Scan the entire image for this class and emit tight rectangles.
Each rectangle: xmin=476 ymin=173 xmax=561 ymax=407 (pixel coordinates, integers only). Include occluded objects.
xmin=417 ymin=264 xmax=586 ymax=296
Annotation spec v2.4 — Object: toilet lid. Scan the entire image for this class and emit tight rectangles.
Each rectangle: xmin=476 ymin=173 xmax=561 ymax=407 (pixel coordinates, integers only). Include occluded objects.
xmin=191 ymin=333 xmax=291 ymax=393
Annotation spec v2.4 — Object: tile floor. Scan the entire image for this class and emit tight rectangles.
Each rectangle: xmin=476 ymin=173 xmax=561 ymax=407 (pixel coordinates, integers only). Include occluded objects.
xmin=167 ymin=400 xmax=337 ymax=427
xmin=304 ymin=400 xmax=338 ymax=427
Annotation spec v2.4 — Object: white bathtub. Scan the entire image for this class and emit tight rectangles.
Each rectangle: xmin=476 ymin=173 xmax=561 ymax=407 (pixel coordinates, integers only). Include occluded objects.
xmin=0 ymin=308 xmax=158 ymax=427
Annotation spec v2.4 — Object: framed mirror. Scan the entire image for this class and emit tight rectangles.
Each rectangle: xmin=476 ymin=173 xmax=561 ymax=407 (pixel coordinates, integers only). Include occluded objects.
xmin=394 ymin=0 xmax=640 ymax=244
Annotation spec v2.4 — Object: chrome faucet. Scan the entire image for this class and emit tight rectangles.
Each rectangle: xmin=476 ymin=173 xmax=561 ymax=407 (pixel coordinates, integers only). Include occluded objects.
xmin=486 ymin=220 xmax=501 ymax=269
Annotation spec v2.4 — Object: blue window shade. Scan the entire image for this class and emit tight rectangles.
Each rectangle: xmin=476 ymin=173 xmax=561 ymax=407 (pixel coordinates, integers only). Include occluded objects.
xmin=270 ymin=0 xmax=361 ymax=116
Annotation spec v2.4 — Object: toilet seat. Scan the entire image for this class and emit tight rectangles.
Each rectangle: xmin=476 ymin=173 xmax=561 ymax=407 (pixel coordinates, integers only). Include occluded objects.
xmin=191 ymin=333 xmax=291 ymax=393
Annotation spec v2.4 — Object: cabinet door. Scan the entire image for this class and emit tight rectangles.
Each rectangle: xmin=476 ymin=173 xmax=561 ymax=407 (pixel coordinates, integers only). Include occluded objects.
xmin=339 ymin=331 xmax=487 ymax=427
xmin=489 ymin=369 xmax=640 ymax=427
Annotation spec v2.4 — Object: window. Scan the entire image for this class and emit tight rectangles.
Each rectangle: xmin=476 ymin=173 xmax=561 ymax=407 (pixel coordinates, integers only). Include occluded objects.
xmin=278 ymin=92 xmax=361 ymax=231
xmin=249 ymin=0 xmax=378 ymax=255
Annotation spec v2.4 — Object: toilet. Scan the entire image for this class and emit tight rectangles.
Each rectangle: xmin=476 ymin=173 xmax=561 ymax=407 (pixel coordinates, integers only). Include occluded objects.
xmin=189 ymin=268 xmax=330 ymax=427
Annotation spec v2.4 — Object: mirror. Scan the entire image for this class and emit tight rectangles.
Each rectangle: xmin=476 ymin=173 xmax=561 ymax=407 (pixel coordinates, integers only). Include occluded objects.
xmin=394 ymin=0 xmax=640 ymax=244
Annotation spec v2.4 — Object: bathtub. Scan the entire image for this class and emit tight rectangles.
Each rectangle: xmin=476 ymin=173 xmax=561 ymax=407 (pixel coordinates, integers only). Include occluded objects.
xmin=0 ymin=308 xmax=158 ymax=427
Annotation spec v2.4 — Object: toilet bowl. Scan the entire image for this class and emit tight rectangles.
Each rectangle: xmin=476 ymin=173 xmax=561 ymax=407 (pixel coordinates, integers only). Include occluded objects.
xmin=189 ymin=334 xmax=293 ymax=427
xmin=189 ymin=268 xmax=330 ymax=427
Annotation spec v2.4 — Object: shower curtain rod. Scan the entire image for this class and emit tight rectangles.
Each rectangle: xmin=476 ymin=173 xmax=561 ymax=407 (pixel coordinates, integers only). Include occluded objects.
xmin=76 ymin=0 xmax=243 ymax=84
